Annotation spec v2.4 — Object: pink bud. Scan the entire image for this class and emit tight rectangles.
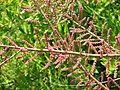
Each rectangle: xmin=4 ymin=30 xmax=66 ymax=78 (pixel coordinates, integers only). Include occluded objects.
xmin=20 ymin=48 xmax=28 ymax=52
xmin=115 ymin=33 xmax=120 ymax=44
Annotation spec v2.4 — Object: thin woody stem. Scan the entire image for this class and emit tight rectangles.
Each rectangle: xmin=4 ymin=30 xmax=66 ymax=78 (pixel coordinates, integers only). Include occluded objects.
xmin=0 ymin=50 xmax=20 ymax=67
xmin=0 ymin=44 xmax=120 ymax=57
xmin=50 ymin=78 xmax=120 ymax=87
xmin=79 ymin=64 xmax=109 ymax=90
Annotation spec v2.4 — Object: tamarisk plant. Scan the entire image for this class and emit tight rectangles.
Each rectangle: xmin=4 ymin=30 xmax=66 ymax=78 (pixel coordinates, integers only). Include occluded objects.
xmin=0 ymin=0 xmax=120 ymax=90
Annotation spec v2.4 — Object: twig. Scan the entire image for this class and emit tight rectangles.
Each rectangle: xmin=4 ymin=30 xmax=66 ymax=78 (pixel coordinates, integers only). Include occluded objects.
xmin=0 ymin=50 xmax=20 ymax=67
xmin=102 ymin=78 xmax=120 ymax=84
xmin=79 ymin=64 xmax=109 ymax=90
xmin=25 ymin=54 xmax=37 ymax=64
xmin=0 ymin=45 xmax=120 ymax=57
xmin=49 ymin=78 xmax=120 ymax=87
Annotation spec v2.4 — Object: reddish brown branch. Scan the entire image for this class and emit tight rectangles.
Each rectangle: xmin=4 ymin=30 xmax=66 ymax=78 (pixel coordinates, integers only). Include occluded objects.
xmin=0 ymin=50 xmax=20 ymax=67
xmin=79 ymin=64 xmax=109 ymax=90
xmin=0 ymin=44 xmax=120 ymax=57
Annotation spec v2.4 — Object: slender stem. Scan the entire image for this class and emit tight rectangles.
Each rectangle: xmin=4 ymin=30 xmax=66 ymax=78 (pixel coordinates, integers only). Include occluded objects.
xmin=79 ymin=64 xmax=109 ymax=90
xmin=0 ymin=44 xmax=120 ymax=57
xmin=0 ymin=50 xmax=20 ymax=67
xmin=49 ymin=78 xmax=120 ymax=87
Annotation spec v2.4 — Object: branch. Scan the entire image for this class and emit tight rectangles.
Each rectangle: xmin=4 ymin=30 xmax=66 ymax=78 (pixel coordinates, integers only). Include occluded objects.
xmin=0 ymin=50 xmax=20 ymax=67
xmin=0 ymin=44 xmax=120 ymax=57
xmin=79 ymin=64 xmax=109 ymax=90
